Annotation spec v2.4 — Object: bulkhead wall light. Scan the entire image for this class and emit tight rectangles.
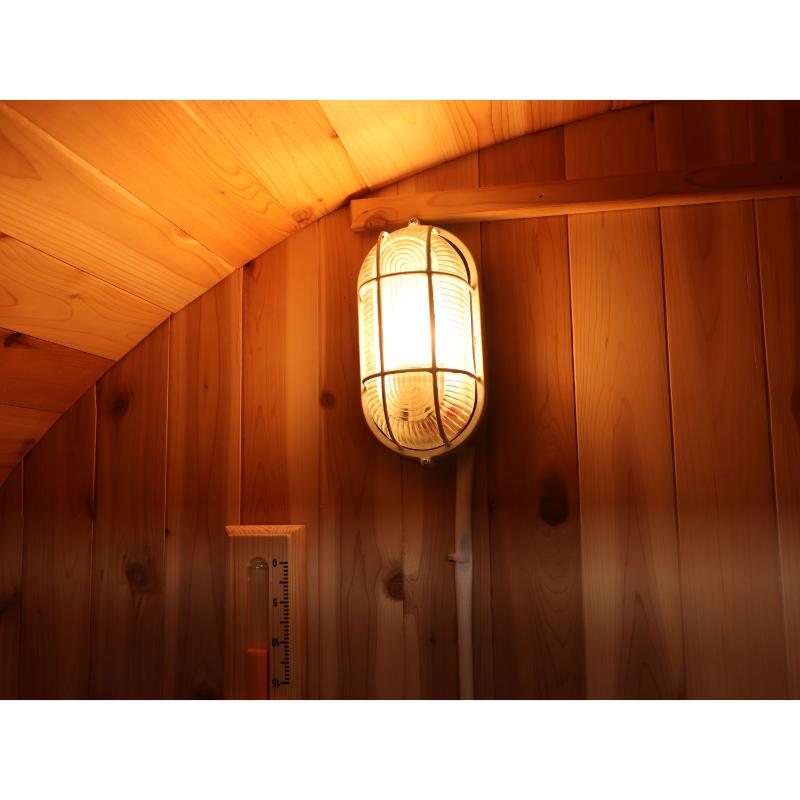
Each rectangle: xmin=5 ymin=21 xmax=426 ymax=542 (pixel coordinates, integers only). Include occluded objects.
xmin=356 ymin=219 xmax=485 ymax=463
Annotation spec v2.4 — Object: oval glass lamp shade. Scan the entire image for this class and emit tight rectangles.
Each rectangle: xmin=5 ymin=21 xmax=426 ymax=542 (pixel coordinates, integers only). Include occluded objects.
xmin=357 ymin=219 xmax=485 ymax=462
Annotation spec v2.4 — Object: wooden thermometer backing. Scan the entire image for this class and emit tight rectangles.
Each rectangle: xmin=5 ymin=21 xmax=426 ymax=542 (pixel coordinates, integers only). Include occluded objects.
xmin=224 ymin=525 xmax=307 ymax=700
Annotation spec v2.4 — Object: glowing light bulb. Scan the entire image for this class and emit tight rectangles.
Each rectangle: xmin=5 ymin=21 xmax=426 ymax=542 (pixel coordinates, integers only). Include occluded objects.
xmin=357 ymin=220 xmax=485 ymax=462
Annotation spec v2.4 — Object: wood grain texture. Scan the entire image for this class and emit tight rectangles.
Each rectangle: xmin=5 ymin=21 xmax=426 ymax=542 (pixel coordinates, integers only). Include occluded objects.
xmin=184 ymin=101 xmax=367 ymax=227
xmin=655 ymin=100 xmax=752 ymax=170
xmin=394 ymin=155 xmax=481 ymax=699
xmin=751 ymin=101 xmax=800 ymax=698
xmin=749 ymin=101 xmax=800 ymax=162
xmin=0 ymin=467 xmax=11 ymax=486
xmin=565 ymin=105 xmax=685 ymax=698
xmin=164 ymin=272 xmax=241 ymax=700
xmin=756 ymin=197 xmax=800 ymax=697
xmin=479 ymin=127 xmax=586 ymax=698
xmin=660 ymin=201 xmax=787 ymax=698
xmin=322 ymin=100 xmax=613 ymax=188
xmin=0 ymin=102 xmax=233 ymax=311
xmin=0 ymin=326 xmax=111 ymax=412
xmin=10 ymin=100 xmax=299 ymax=267
xmin=318 ymin=207 xmax=405 ymax=698
xmin=0 ymin=462 xmax=22 ymax=699
xmin=241 ymin=223 xmax=321 ymax=698
xmin=91 ymin=322 xmax=169 ymax=699
xmin=0 ymin=235 xmax=168 ymax=359
xmin=469 ymin=431 xmax=494 ymax=698
xmin=657 ymin=101 xmax=787 ymax=698
xmin=19 ymin=389 xmax=95 ymax=699
xmin=350 ymin=159 xmax=800 ymax=231
xmin=0 ymin=403 xmax=58 ymax=466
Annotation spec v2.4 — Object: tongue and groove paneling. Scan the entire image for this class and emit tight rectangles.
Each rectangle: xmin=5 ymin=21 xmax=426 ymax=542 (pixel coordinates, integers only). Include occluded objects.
xmin=317 ymin=207 xmax=405 ymax=699
xmin=0 ymin=103 xmax=233 ymax=312
xmin=0 ymin=463 xmax=22 ymax=699
xmin=565 ymin=105 xmax=685 ymax=698
xmin=241 ymin=224 xmax=322 ymax=698
xmin=479 ymin=127 xmax=586 ymax=698
xmin=656 ymin=101 xmax=788 ymax=698
xmin=0 ymin=236 xmax=169 ymax=360
xmin=18 ymin=390 xmax=95 ymax=699
xmin=8 ymin=101 xmax=299 ymax=267
xmin=90 ymin=323 xmax=170 ymax=699
xmin=0 ymin=327 xmax=112 ymax=413
xmin=749 ymin=100 xmax=800 ymax=698
xmin=164 ymin=272 xmax=242 ymax=700
xmin=3 ymin=101 xmax=799 ymax=700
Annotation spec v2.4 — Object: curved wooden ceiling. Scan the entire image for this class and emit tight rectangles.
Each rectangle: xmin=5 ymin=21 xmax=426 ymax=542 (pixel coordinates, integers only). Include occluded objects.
xmin=0 ymin=99 xmax=639 ymax=481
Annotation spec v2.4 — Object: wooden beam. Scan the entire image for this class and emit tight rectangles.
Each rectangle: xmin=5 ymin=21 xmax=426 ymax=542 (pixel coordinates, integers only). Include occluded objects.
xmin=350 ymin=160 xmax=800 ymax=230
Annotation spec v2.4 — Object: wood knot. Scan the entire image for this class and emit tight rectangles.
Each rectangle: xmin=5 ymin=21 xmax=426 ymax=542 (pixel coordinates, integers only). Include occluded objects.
xmin=108 ymin=391 xmax=130 ymax=420
xmin=292 ymin=207 xmax=314 ymax=226
xmin=3 ymin=331 xmax=22 ymax=348
xmin=366 ymin=216 xmax=388 ymax=232
xmin=386 ymin=571 xmax=404 ymax=600
xmin=320 ymin=390 xmax=336 ymax=408
xmin=125 ymin=561 xmax=149 ymax=591
xmin=540 ymin=495 xmax=569 ymax=526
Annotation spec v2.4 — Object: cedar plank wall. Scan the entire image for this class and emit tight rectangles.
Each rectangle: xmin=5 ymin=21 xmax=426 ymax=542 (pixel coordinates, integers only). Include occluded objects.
xmin=1 ymin=101 xmax=798 ymax=699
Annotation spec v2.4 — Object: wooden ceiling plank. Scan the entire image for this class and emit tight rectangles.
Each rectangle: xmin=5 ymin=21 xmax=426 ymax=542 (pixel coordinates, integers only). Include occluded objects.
xmin=0 ymin=326 xmax=112 ymax=413
xmin=9 ymin=100 xmax=300 ymax=266
xmin=182 ymin=101 xmax=368 ymax=228
xmin=0 ymin=102 xmax=233 ymax=311
xmin=0 ymin=235 xmax=169 ymax=359
xmin=469 ymin=100 xmax=614 ymax=146
xmin=0 ymin=403 xmax=59 ymax=466
xmin=321 ymin=100 xmax=615 ymax=189
xmin=320 ymin=100 xmax=479 ymax=189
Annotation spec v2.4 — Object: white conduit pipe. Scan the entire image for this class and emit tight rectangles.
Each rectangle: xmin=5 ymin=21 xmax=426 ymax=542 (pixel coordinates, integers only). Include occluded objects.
xmin=449 ymin=445 xmax=475 ymax=700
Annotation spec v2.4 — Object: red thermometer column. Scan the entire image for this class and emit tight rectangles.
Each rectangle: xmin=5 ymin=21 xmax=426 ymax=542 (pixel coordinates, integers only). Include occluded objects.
xmin=245 ymin=557 xmax=270 ymax=699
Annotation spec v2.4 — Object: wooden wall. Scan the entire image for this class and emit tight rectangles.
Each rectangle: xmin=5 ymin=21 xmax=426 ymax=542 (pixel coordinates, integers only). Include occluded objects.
xmin=0 ymin=100 xmax=798 ymax=699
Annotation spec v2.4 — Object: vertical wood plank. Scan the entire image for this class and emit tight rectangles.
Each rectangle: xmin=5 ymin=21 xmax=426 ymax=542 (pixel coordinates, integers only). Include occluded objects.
xmin=241 ymin=224 xmax=321 ymax=698
xmin=19 ymin=389 xmax=95 ymax=699
xmin=756 ymin=197 xmax=800 ymax=698
xmin=0 ymin=463 xmax=23 ymax=699
xmin=656 ymin=101 xmax=788 ymax=698
xmin=318 ymin=206 xmax=405 ymax=698
xmin=395 ymin=155 xmax=480 ymax=699
xmin=164 ymin=271 xmax=242 ymax=699
xmin=565 ymin=105 xmax=685 ymax=698
xmin=479 ymin=128 xmax=586 ymax=698
xmin=748 ymin=100 xmax=800 ymax=163
xmin=750 ymin=100 xmax=800 ymax=698
xmin=655 ymin=100 xmax=752 ymax=169
xmin=91 ymin=323 xmax=169 ymax=698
